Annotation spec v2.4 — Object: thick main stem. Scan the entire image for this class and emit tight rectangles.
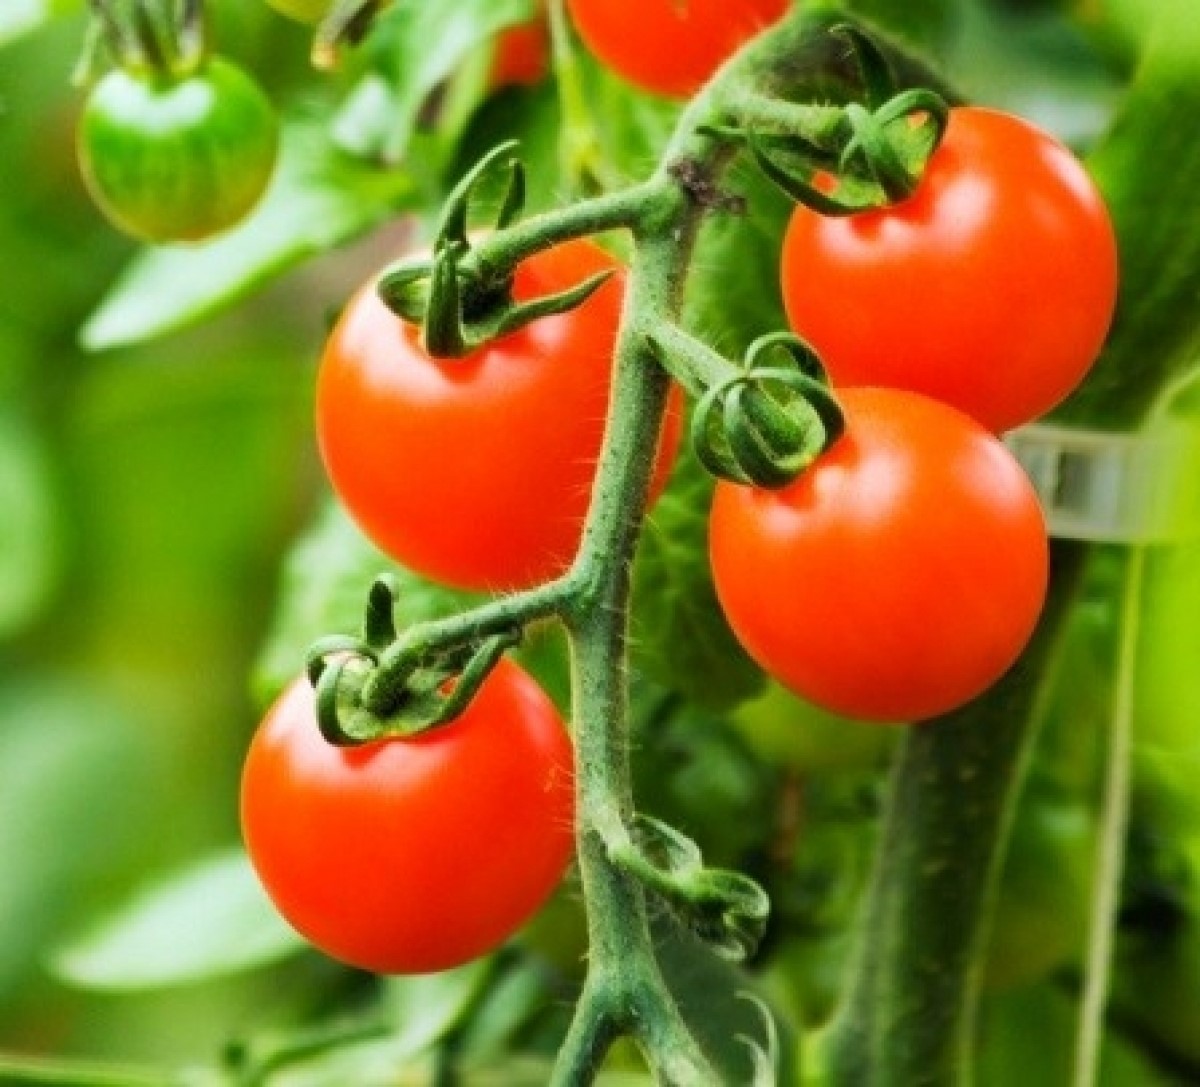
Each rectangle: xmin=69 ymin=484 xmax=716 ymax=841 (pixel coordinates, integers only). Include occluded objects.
xmin=817 ymin=542 xmax=1089 ymax=1086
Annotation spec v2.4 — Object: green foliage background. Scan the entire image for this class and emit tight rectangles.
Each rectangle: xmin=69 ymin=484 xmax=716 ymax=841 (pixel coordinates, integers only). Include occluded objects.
xmin=2 ymin=0 xmax=1200 ymax=1082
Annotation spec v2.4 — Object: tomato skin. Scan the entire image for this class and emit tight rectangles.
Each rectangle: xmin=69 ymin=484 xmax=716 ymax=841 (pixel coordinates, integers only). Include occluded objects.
xmin=317 ymin=238 xmax=682 ymax=592
xmin=77 ymin=59 xmax=278 ymax=243
xmin=491 ymin=18 xmax=549 ymax=88
xmin=781 ymin=107 xmax=1118 ymax=434
xmin=566 ymin=0 xmax=789 ymax=98
xmin=709 ymin=388 xmax=1049 ymax=722
xmin=241 ymin=659 xmax=575 ymax=975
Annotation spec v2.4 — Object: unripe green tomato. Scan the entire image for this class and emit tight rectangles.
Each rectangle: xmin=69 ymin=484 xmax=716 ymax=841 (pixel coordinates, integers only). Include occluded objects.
xmin=983 ymin=789 xmax=1096 ymax=989
xmin=78 ymin=58 xmax=278 ymax=243
xmin=731 ymin=682 xmax=896 ymax=774
xmin=263 ymin=0 xmax=330 ymax=24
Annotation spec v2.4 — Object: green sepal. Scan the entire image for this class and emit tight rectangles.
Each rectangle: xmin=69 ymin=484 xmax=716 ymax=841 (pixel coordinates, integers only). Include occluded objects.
xmin=312 ymin=0 xmax=388 ymax=70
xmin=610 ymin=815 xmax=770 ymax=962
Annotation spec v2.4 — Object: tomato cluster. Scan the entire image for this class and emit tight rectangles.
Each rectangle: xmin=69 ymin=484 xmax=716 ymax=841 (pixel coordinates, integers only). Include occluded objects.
xmin=712 ymin=106 xmax=1116 ymax=723
xmin=242 ymin=659 xmax=575 ymax=974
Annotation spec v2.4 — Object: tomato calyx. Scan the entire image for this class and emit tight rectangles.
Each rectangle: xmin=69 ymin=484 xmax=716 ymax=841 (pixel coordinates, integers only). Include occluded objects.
xmin=608 ymin=815 xmax=770 ymax=961
xmin=378 ymin=142 xmax=616 ymax=358
xmin=83 ymin=0 xmax=206 ymax=80
xmin=649 ymin=327 xmax=844 ymax=489
xmin=721 ymin=25 xmax=950 ymax=216
xmin=306 ymin=575 xmax=522 ymax=746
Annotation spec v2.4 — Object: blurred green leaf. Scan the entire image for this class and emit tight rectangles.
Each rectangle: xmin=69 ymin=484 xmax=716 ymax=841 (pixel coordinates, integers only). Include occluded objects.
xmin=0 ymin=680 xmax=145 ymax=998
xmin=0 ymin=409 xmax=62 ymax=637
xmin=255 ymin=500 xmax=477 ymax=703
xmin=632 ymin=446 xmax=765 ymax=712
xmin=80 ymin=117 xmax=416 ymax=351
xmin=333 ymin=0 xmax=535 ymax=162
xmin=0 ymin=0 xmax=50 ymax=46
xmin=381 ymin=961 xmax=493 ymax=1053
xmin=1060 ymin=0 xmax=1200 ymax=428
xmin=52 ymin=849 xmax=305 ymax=990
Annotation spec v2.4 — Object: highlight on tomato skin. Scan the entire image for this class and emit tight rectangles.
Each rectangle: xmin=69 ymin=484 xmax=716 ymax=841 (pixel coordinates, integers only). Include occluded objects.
xmin=316 ymin=236 xmax=683 ymax=593
xmin=709 ymin=387 xmax=1050 ymax=723
xmin=566 ymin=0 xmax=790 ymax=98
xmin=781 ymin=106 xmax=1119 ymax=434
xmin=240 ymin=658 xmax=576 ymax=976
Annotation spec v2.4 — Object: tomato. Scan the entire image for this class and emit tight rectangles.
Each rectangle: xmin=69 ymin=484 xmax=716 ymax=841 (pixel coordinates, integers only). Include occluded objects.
xmin=77 ymin=58 xmax=278 ymax=243
xmin=781 ymin=107 xmax=1118 ymax=434
xmin=709 ymin=388 xmax=1049 ymax=722
xmin=317 ymin=237 xmax=682 ymax=592
xmin=491 ymin=16 xmax=549 ymax=88
xmin=566 ymin=0 xmax=789 ymax=98
xmin=241 ymin=659 xmax=575 ymax=974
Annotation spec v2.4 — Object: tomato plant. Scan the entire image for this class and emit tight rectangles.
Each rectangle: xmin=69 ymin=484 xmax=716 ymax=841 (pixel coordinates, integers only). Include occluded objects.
xmin=709 ymin=387 xmax=1049 ymax=721
xmin=77 ymin=58 xmax=278 ymax=243
xmin=781 ymin=106 xmax=1118 ymax=433
xmin=240 ymin=658 xmax=575 ymax=974
xmin=566 ymin=0 xmax=789 ymax=98
xmin=317 ymin=237 xmax=682 ymax=592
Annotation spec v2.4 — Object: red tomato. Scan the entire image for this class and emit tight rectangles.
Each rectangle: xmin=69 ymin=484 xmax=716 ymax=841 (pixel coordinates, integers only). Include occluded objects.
xmin=709 ymin=388 xmax=1049 ymax=722
xmin=781 ymin=107 xmax=1118 ymax=434
xmin=491 ymin=17 xmax=549 ymax=88
xmin=241 ymin=659 xmax=575 ymax=974
xmin=317 ymin=238 xmax=682 ymax=592
xmin=566 ymin=0 xmax=789 ymax=98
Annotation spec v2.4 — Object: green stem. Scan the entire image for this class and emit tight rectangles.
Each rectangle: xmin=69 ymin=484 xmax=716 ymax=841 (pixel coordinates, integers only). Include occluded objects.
xmin=816 ymin=542 xmax=1088 ymax=1086
xmin=0 ymin=1054 xmax=178 ymax=1087
xmin=1072 ymin=547 xmax=1144 ymax=1087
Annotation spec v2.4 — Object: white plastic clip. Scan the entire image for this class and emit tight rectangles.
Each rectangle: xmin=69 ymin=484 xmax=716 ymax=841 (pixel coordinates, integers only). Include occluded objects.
xmin=1005 ymin=423 xmax=1200 ymax=544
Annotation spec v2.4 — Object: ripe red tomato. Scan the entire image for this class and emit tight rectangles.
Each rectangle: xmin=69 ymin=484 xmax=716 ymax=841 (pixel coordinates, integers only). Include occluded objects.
xmin=317 ymin=237 xmax=682 ymax=592
xmin=566 ymin=0 xmax=789 ymax=98
xmin=241 ymin=659 xmax=575 ymax=974
xmin=781 ymin=107 xmax=1118 ymax=434
xmin=491 ymin=14 xmax=549 ymax=88
xmin=709 ymin=388 xmax=1049 ymax=722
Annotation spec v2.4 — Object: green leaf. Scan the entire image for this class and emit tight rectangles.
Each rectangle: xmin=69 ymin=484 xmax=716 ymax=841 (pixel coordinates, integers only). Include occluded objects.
xmin=0 ymin=680 xmax=145 ymax=999
xmin=254 ymin=499 xmax=478 ymax=703
xmin=0 ymin=408 xmax=62 ymax=637
xmin=51 ymin=849 xmax=305 ymax=990
xmin=632 ymin=444 xmax=765 ymax=712
xmin=0 ymin=0 xmax=50 ymax=46
xmin=381 ymin=961 xmax=494 ymax=1053
xmin=80 ymin=115 xmax=416 ymax=351
xmin=1059 ymin=0 xmax=1200 ymax=428
xmin=332 ymin=0 xmax=536 ymax=163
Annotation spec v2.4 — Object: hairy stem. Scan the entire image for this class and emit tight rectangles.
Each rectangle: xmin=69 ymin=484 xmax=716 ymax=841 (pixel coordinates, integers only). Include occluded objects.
xmin=816 ymin=542 xmax=1088 ymax=1086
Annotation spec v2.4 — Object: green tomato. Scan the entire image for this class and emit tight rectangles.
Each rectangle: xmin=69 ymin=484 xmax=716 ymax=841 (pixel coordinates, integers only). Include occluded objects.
xmin=731 ymin=682 xmax=896 ymax=775
xmin=78 ymin=58 xmax=278 ymax=243
xmin=983 ymin=785 xmax=1096 ymax=990
xmin=264 ymin=0 xmax=331 ymax=24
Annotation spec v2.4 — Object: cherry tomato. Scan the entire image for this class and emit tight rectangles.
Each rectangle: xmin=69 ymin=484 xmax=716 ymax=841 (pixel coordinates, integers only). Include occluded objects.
xmin=317 ymin=237 xmax=682 ymax=592
xmin=781 ymin=107 xmax=1118 ymax=433
xmin=241 ymin=659 xmax=576 ymax=974
xmin=491 ymin=14 xmax=549 ymax=88
xmin=709 ymin=388 xmax=1049 ymax=722
xmin=77 ymin=58 xmax=278 ymax=243
xmin=566 ymin=0 xmax=789 ymax=98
